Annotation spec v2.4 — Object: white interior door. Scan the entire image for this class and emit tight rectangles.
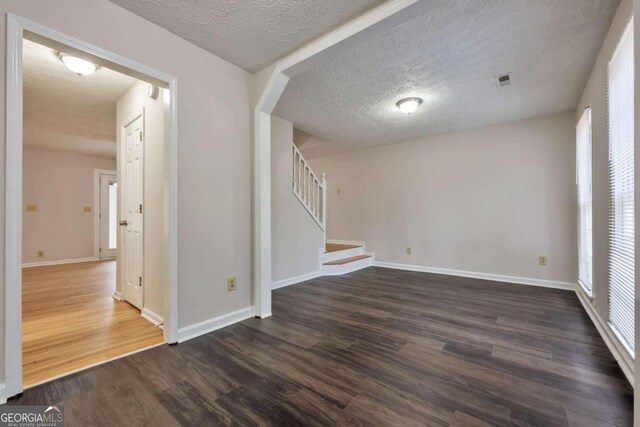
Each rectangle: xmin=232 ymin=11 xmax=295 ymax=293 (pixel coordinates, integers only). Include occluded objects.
xmin=99 ymin=173 xmax=117 ymax=258
xmin=121 ymin=115 xmax=144 ymax=309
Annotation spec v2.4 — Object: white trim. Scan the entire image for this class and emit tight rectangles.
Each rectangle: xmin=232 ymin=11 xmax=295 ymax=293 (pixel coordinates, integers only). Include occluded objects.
xmin=22 ymin=257 xmax=99 ymax=268
xmin=373 ymin=261 xmax=576 ymax=291
xmin=577 ymin=279 xmax=593 ymax=299
xmin=5 ymin=14 xmax=24 ymax=399
xmin=576 ymin=290 xmax=634 ymax=385
xmin=178 ymin=307 xmax=254 ymax=343
xmin=141 ymin=308 xmax=164 ymax=326
xmin=0 ymin=383 xmax=6 ymax=405
xmin=93 ymin=169 xmax=117 ymax=260
xmin=112 ymin=291 xmax=123 ymax=301
xmin=24 ymin=342 xmax=165 ymax=389
xmin=272 ymin=271 xmax=321 ymax=290
xmin=5 ymin=14 xmax=179 ymax=399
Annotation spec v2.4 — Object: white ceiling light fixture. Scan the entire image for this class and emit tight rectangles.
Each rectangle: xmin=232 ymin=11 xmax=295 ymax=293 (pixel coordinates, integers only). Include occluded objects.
xmin=396 ymin=97 xmax=423 ymax=114
xmin=56 ymin=52 xmax=99 ymax=76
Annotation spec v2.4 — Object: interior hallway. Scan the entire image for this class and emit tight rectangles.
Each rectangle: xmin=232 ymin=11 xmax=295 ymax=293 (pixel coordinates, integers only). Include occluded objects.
xmin=22 ymin=260 xmax=164 ymax=387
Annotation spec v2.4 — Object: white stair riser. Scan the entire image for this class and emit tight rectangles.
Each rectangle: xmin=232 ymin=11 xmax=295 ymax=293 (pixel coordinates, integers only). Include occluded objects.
xmin=322 ymin=256 xmax=372 ymax=276
xmin=322 ymin=247 xmax=364 ymax=263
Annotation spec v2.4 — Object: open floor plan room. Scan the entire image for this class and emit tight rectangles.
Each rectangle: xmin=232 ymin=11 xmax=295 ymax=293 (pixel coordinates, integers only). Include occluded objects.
xmin=1 ymin=0 xmax=640 ymax=425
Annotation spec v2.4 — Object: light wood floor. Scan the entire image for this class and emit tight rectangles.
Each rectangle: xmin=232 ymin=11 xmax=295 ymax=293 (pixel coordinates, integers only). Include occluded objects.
xmin=22 ymin=260 xmax=164 ymax=387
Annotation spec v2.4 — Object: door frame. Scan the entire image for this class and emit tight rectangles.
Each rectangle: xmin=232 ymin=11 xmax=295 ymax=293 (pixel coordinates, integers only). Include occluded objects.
xmin=5 ymin=14 xmax=179 ymax=398
xmin=93 ymin=169 xmax=117 ymax=260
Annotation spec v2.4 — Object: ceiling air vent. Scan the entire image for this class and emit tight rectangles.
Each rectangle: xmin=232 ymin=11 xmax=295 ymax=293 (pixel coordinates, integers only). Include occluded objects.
xmin=497 ymin=73 xmax=512 ymax=88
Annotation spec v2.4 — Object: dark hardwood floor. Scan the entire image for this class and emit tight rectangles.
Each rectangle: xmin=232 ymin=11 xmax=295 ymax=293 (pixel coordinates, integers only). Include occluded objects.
xmin=9 ymin=267 xmax=633 ymax=426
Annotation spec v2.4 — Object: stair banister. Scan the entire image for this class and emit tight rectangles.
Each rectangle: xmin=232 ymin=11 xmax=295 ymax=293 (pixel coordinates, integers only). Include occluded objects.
xmin=291 ymin=144 xmax=326 ymax=231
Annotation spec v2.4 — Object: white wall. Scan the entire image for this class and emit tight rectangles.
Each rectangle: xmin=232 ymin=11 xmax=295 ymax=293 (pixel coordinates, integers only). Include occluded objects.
xmin=116 ymin=80 xmax=165 ymax=319
xmin=271 ymin=116 xmax=324 ymax=284
xmin=22 ymin=146 xmax=116 ymax=263
xmin=0 ymin=0 xmax=253 ymax=383
xmin=310 ymin=112 xmax=577 ymax=284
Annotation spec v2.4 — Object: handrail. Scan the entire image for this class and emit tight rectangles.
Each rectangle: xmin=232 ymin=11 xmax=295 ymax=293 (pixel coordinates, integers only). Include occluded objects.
xmin=292 ymin=144 xmax=326 ymax=232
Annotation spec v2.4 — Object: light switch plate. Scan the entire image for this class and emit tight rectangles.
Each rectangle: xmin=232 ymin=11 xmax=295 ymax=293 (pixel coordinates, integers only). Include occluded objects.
xmin=83 ymin=206 xmax=92 ymax=213
xmin=26 ymin=204 xmax=37 ymax=212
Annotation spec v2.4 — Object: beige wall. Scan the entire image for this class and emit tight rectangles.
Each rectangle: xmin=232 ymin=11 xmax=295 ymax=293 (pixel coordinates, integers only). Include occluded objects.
xmin=271 ymin=116 xmax=324 ymax=283
xmin=0 ymin=0 xmax=253 ymax=383
xmin=22 ymin=146 xmax=116 ymax=263
xmin=116 ymin=81 xmax=165 ymax=319
xmin=576 ymin=0 xmax=632 ymax=328
xmin=310 ymin=112 xmax=577 ymax=284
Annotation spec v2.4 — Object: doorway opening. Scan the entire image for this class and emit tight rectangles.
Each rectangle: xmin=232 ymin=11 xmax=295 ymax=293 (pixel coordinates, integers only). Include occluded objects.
xmin=5 ymin=14 xmax=178 ymax=397
xmin=96 ymin=170 xmax=118 ymax=260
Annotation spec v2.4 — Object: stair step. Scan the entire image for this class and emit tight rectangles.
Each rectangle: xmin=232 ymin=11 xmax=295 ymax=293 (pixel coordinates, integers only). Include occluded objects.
xmin=326 ymin=243 xmax=361 ymax=253
xmin=323 ymin=255 xmax=371 ymax=266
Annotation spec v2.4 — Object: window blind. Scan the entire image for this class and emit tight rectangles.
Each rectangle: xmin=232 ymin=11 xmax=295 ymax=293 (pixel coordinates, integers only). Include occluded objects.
xmin=577 ymin=108 xmax=593 ymax=295
xmin=608 ymin=19 xmax=634 ymax=355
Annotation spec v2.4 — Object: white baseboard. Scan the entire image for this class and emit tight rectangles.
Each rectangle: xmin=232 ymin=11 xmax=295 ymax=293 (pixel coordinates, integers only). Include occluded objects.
xmin=112 ymin=291 xmax=123 ymax=301
xmin=373 ymin=261 xmax=576 ymax=290
xmin=575 ymin=290 xmax=634 ymax=386
xmin=272 ymin=271 xmax=321 ymax=290
xmin=178 ymin=307 xmax=254 ymax=343
xmin=141 ymin=308 xmax=164 ymax=326
xmin=22 ymin=257 xmax=98 ymax=268
xmin=0 ymin=383 xmax=6 ymax=405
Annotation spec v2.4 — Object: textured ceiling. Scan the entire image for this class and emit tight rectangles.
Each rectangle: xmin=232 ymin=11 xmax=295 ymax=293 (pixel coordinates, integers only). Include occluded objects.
xmin=108 ymin=0 xmax=384 ymax=73
xmin=275 ymin=0 xmax=620 ymax=157
xmin=24 ymin=39 xmax=138 ymax=157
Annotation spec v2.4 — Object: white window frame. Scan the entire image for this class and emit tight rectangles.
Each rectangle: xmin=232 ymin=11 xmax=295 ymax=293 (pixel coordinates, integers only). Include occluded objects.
xmin=576 ymin=107 xmax=594 ymax=296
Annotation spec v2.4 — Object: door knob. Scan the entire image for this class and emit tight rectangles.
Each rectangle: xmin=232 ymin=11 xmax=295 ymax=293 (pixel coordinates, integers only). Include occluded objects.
xmin=119 ymin=220 xmax=128 ymax=226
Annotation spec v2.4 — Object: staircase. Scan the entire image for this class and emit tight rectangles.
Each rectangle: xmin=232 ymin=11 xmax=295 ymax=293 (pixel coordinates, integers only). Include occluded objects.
xmin=292 ymin=143 xmax=373 ymax=276
xmin=321 ymin=242 xmax=373 ymax=275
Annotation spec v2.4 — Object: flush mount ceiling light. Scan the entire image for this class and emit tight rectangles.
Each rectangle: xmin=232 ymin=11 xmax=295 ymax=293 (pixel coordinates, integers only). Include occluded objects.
xmin=56 ymin=52 xmax=99 ymax=76
xmin=396 ymin=97 xmax=423 ymax=114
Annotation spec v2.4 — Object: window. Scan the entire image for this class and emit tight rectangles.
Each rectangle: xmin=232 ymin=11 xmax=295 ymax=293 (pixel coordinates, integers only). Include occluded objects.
xmin=608 ymin=19 xmax=634 ymax=355
xmin=577 ymin=107 xmax=593 ymax=295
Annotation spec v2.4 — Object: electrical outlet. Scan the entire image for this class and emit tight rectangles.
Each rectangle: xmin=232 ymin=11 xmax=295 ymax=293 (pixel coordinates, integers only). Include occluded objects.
xmin=227 ymin=276 xmax=237 ymax=292
xmin=539 ymin=256 xmax=548 ymax=266
xmin=37 ymin=250 xmax=44 ymax=258
xmin=83 ymin=206 xmax=92 ymax=213
xmin=406 ymin=247 xmax=412 ymax=255
xmin=26 ymin=204 xmax=37 ymax=212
